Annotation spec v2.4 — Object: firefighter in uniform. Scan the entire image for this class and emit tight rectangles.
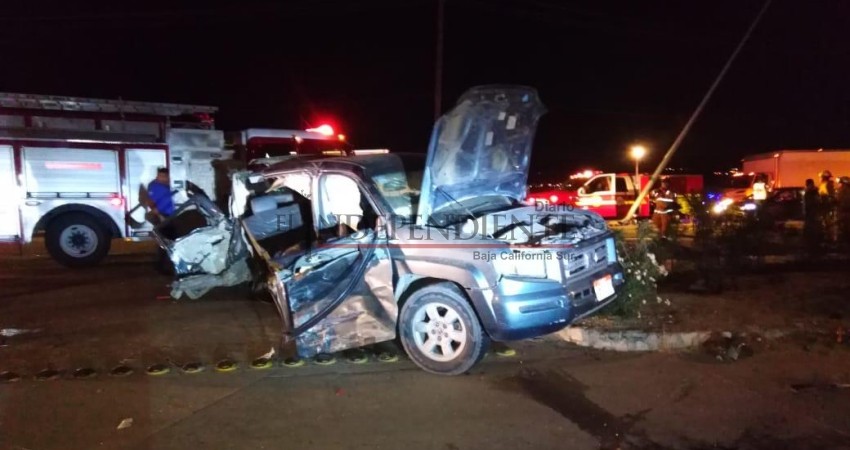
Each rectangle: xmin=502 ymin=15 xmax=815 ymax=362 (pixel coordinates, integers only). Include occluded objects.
xmin=803 ymin=178 xmax=822 ymax=255
xmin=752 ymin=174 xmax=768 ymax=202
xmin=650 ymin=178 xmax=676 ymax=238
xmin=836 ymin=176 xmax=850 ymax=248
xmin=818 ymin=170 xmax=837 ymax=243
xmin=751 ymin=173 xmax=768 ymax=219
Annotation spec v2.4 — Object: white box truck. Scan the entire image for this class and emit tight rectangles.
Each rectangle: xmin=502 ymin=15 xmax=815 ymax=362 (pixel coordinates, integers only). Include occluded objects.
xmin=742 ymin=149 xmax=850 ymax=189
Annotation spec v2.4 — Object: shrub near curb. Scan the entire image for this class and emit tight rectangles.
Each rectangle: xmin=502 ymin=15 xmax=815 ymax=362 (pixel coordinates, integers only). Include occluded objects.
xmin=607 ymin=221 xmax=670 ymax=318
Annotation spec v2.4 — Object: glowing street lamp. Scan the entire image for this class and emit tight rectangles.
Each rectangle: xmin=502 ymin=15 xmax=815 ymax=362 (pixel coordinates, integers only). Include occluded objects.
xmin=630 ymin=145 xmax=647 ymax=192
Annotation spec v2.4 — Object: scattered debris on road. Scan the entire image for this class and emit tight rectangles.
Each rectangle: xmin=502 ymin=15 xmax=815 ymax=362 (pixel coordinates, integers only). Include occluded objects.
xmin=701 ymin=332 xmax=755 ymax=362
xmin=790 ymin=382 xmax=850 ymax=393
xmin=116 ymin=418 xmax=133 ymax=430
xmin=0 ymin=328 xmax=40 ymax=337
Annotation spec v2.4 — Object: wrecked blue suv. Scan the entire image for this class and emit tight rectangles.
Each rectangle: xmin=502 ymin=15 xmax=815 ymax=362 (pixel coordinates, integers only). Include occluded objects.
xmin=156 ymin=85 xmax=625 ymax=375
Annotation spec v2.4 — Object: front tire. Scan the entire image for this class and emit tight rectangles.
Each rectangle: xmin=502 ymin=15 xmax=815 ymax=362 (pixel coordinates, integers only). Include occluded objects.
xmin=45 ymin=213 xmax=111 ymax=268
xmin=399 ymin=283 xmax=489 ymax=375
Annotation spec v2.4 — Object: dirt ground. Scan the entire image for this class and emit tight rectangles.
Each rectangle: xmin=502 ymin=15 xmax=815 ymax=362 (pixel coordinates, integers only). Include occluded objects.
xmin=578 ymin=265 xmax=850 ymax=342
xmin=3 ymin=251 xmax=850 ymax=449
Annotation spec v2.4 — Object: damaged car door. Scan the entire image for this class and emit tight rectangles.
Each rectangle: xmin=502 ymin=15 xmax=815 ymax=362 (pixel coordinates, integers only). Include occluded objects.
xmin=242 ymin=170 xmax=396 ymax=358
xmin=152 ymin=186 xmax=252 ymax=299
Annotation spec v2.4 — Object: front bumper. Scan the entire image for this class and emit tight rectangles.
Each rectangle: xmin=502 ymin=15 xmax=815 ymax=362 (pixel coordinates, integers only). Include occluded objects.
xmin=486 ymin=263 xmax=625 ymax=341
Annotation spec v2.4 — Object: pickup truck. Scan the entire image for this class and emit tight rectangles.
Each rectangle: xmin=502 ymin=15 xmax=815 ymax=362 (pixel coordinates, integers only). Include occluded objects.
xmin=530 ymin=172 xmax=704 ymax=220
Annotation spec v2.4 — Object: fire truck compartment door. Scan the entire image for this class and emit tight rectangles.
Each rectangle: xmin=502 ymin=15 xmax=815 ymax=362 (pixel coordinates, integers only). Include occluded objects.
xmin=23 ymin=147 xmax=119 ymax=195
xmin=0 ymin=145 xmax=20 ymax=239
xmin=125 ymin=148 xmax=167 ymax=232
xmin=19 ymin=147 xmax=124 ymax=242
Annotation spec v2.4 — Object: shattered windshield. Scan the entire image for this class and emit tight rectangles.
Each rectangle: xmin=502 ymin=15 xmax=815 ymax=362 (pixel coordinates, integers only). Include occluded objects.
xmin=367 ymin=154 xmax=424 ymax=223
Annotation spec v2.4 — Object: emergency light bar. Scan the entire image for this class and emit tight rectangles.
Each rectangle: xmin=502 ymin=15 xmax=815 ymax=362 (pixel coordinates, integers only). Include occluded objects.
xmin=569 ymin=169 xmax=601 ymax=180
xmin=352 ymin=149 xmax=389 ymax=155
xmin=306 ymin=124 xmax=335 ymax=136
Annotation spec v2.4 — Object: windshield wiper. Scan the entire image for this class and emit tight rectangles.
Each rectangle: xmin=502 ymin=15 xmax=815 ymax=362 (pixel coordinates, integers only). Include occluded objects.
xmin=432 ymin=186 xmax=477 ymax=227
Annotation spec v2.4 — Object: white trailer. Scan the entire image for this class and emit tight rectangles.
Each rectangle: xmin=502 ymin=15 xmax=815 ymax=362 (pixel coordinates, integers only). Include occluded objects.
xmin=742 ymin=149 xmax=850 ymax=189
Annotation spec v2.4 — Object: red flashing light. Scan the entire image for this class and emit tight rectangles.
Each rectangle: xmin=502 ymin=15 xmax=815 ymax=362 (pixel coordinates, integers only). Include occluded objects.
xmin=338 ymin=134 xmax=346 ymax=141
xmin=549 ymin=194 xmax=559 ymax=203
xmin=527 ymin=197 xmax=536 ymax=204
xmin=306 ymin=124 xmax=335 ymax=136
xmin=109 ymin=196 xmax=123 ymax=207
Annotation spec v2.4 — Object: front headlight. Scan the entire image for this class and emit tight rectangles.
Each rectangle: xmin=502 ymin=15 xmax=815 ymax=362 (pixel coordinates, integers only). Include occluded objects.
xmin=712 ymin=198 xmax=734 ymax=214
xmin=493 ymin=249 xmax=551 ymax=279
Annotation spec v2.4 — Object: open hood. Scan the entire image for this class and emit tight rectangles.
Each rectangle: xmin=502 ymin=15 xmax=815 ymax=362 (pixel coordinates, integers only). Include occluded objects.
xmin=417 ymin=85 xmax=546 ymax=226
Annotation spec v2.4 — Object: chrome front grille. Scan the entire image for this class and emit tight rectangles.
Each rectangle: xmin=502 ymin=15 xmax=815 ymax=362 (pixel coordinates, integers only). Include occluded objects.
xmin=563 ymin=242 xmax=608 ymax=278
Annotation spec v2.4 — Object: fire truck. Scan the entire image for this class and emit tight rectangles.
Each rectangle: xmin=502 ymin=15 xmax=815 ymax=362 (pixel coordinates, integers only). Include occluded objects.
xmin=211 ymin=126 xmax=385 ymax=207
xmin=0 ymin=92 xmax=226 ymax=267
xmin=528 ymin=171 xmax=704 ymax=220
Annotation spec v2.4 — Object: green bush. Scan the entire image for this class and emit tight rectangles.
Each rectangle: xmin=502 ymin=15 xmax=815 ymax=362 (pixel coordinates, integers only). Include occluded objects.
xmin=606 ymin=221 xmax=670 ymax=317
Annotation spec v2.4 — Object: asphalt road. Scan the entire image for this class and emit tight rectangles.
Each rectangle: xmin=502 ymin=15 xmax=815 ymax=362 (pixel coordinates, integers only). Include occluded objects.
xmin=1 ymin=253 xmax=850 ymax=450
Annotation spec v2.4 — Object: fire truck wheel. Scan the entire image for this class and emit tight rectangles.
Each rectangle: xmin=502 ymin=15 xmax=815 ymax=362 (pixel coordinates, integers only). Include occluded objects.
xmin=45 ymin=213 xmax=111 ymax=268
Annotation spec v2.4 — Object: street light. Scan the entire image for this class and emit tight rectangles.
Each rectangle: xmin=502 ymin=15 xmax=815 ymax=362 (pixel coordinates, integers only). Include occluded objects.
xmin=630 ymin=145 xmax=647 ymax=192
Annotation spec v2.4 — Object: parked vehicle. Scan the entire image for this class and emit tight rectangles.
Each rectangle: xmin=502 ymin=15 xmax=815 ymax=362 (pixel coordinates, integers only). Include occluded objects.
xmin=529 ymin=172 xmax=703 ymax=220
xmin=739 ymin=187 xmax=804 ymax=223
xmin=525 ymin=171 xmax=601 ymax=208
xmin=712 ymin=150 xmax=850 ymax=213
xmin=155 ymin=85 xmax=625 ymax=375
xmin=573 ymin=173 xmax=651 ymax=219
xmin=741 ymin=149 xmax=850 ymax=190
xmin=0 ymin=92 xmax=220 ymax=266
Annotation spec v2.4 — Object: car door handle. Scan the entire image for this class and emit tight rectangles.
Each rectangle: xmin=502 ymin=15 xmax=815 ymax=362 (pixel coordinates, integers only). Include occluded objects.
xmin=24 ymin=200 xmax=42 ymax=206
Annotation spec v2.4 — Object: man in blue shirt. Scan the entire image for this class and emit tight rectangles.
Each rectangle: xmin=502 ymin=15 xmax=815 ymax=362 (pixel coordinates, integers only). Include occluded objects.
xmin=147 ymin=167 xmax=175 ymax=222
xmin=147 ymin=167 xmax=176 ymax=274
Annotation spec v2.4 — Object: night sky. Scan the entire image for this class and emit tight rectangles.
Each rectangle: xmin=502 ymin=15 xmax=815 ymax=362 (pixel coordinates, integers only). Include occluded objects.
xmin=1 ymin=0 xmax=848 ymax=181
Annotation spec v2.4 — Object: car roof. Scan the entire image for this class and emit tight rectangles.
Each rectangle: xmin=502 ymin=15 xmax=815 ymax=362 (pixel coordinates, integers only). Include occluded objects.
xmin=261 ymin=152 xmax=424 ymax=176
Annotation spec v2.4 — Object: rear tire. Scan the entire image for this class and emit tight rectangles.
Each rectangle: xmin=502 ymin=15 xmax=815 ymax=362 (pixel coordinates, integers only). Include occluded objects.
xmin=45 ymin=213 xmax=111 ymax=268
xmin=399 ymin=282 xmax=489 ymax=376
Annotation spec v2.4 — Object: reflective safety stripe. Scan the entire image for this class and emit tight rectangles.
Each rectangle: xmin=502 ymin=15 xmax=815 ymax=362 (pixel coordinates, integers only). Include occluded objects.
xmin=576 ymin=196 xmax=617 ymax=207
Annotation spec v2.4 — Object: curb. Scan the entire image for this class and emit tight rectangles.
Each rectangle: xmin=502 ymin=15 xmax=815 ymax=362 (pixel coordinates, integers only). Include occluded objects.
xmin=557 ymin=327 xmax=790 ymax=352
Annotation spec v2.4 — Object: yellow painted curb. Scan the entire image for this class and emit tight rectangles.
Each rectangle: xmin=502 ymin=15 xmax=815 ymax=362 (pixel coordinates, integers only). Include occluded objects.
xmin=377 ymin=352 xmax=399 ymax=363
xmin=146 ymin=364 xmax=171 ymax=376
xmin=313 ymin=354 xmax=337 ymax=366
xmin=181 ymin=362 xmax=204 ymax=374
xmin=251 ymin=357 xmax=273 ymax=370
xmin=215 ymin=360 xmax=238 ymax=372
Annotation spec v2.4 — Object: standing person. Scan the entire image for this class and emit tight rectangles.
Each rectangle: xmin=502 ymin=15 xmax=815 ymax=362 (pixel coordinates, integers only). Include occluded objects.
xmin=836 ymin=176 xmax=850 ymax=248
xmin=818 ymin=170 xmax=837 ymax=243
xmin=147 ymin=167 xmax=175 ymax=225
xmin=751 ymin=173 xmax=768 ymax=220
xmin=147 ymin=167 xmax=176 ymax=275
xmin=752 ymin=173 xmax=768 ymax=202
xmin=650 ymin=178 xmax=676 ymax=239
xmin=803 ymin=178 xmax=822 ymax=255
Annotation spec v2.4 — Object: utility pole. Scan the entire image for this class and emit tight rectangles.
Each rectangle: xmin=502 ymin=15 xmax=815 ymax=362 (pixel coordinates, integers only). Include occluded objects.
xmin=619 ymin=0 xmax=772 ymax=223
xmin=434 ymin=0 xmax=445 ymax=121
